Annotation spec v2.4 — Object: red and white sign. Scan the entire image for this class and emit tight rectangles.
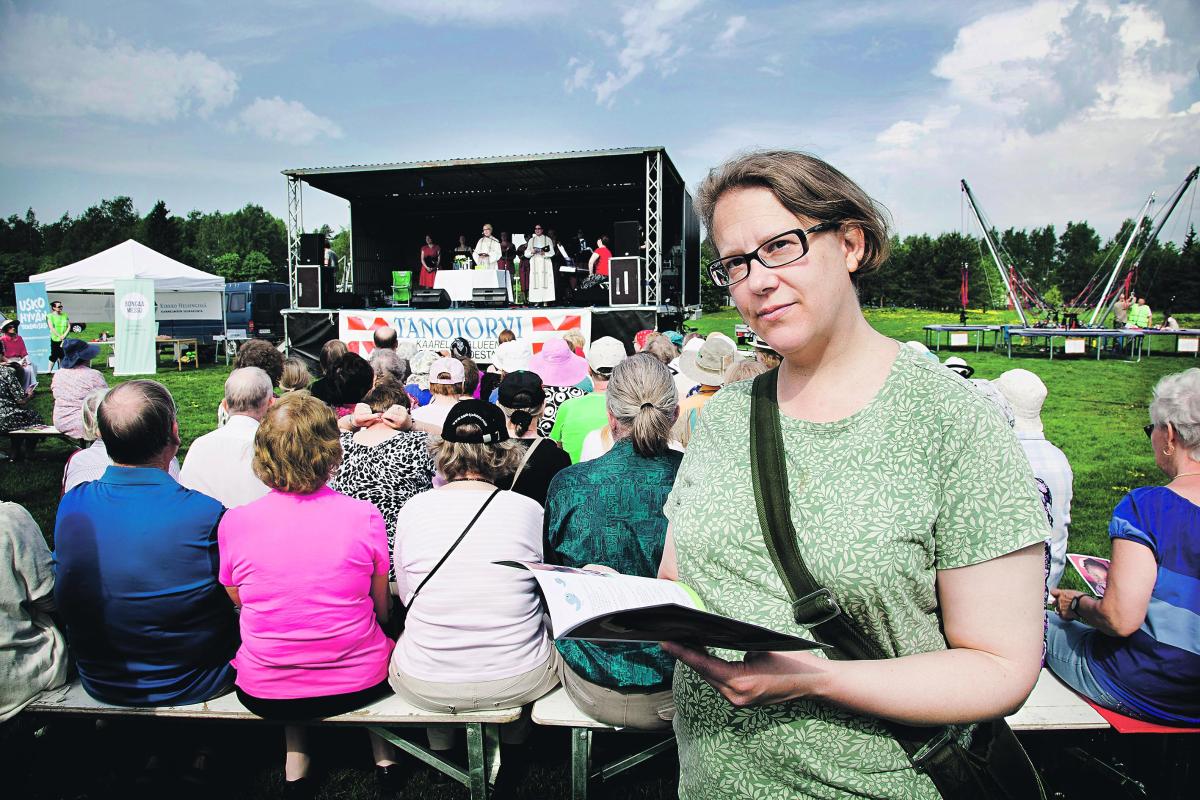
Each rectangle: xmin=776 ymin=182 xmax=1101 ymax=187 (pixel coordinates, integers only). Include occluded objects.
xmin=339 ymin=308 xmax=592 ymax=363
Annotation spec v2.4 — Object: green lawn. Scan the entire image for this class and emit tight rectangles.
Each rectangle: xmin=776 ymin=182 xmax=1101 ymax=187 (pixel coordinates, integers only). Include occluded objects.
xmin=5 ymin=306 xmax=1196 ymax=798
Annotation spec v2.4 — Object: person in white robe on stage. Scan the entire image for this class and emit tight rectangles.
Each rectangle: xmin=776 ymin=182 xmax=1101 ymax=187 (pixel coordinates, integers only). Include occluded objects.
xmin=473 ymin=224 xmax=502 ymax=271
xmin=525 ymin=224 xmax=555 ymax=306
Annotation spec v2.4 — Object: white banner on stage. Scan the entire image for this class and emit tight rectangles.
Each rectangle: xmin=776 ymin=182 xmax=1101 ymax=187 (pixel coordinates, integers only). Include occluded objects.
xmin=339 ymin=308 xmax=592 ymax=363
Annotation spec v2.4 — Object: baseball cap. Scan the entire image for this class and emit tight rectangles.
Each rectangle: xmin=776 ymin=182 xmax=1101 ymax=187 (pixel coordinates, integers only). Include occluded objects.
xmin=586 ymin=336 xmax=627 ymax=373
xmin=429 ymin=356 xmax=466 ymax=384
xmin=441 ymin=399 xmax=509 ymax=444
xmin=498 ymin=370 xmax=544 ymax=409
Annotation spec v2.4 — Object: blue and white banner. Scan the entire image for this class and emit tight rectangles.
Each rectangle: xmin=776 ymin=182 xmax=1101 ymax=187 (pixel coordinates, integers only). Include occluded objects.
xmin=13 ymin=282 xmax=52 ymax=371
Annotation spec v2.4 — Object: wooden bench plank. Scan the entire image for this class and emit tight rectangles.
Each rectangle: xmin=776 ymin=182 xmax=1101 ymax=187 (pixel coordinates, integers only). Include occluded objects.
xmin=1006 ymin=669 xmax=1110 ymax=731
xmin=28 ymin=681 xmax=521 ymax=725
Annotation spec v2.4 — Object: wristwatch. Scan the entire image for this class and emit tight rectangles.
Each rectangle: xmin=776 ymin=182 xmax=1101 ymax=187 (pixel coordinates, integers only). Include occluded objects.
xmin=1069 ymin=595 xmax=1084 ymax=617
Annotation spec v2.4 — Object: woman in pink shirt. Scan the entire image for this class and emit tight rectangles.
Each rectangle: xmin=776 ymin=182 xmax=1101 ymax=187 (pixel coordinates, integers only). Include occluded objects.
xmin=51 ymin=339 xmax=107 ymax=438
xmin=218 ymin=393 xmax=399 ymax=796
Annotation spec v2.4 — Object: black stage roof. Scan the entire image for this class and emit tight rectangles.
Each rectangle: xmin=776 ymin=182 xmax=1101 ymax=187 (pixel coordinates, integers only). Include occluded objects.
xmin=282 ymin=147 xmax=682 ymax=210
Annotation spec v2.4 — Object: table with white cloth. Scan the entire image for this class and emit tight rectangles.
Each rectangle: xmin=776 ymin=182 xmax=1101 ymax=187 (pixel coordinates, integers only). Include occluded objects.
xmin=434 ymin=270 xmax=513 ymax=303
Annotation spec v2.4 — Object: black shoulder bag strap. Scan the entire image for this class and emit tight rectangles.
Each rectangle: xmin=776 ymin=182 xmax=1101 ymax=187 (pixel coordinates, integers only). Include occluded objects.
xmin=406 ymin=488 xmax=500 ymax=608
xmin=748 ymin=370 xmax=1044 ymax=800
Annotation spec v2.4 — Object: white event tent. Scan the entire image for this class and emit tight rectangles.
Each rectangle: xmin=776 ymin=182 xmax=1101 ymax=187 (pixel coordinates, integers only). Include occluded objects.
xmin=29 ymin=239 xmax=225 ymax=323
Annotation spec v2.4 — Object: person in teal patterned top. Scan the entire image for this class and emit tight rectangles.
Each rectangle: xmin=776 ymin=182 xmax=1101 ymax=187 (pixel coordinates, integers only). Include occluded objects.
xmin=545 ymin=354 xmax=682 ymax=729
xmin=658 ymin=151 xmax=1050 ymax=799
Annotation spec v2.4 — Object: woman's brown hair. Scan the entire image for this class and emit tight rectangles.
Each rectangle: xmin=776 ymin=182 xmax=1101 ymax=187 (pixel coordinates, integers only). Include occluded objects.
xmin=695 ymin=150 xmax=892 ymax=277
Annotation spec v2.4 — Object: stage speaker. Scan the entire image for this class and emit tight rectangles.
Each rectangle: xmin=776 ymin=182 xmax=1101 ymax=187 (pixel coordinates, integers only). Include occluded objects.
xmin=331 ymin=291 xmax=365 ymax=310
xmin=609 ymin=257 xmax=642 ymax=306
xmin=471 ymin=287 xmax=508 ymax=308
xmin=411 ymin=288 xmax=452 ymax=309
xmin=300 ymin=233 xmax=325 ymax=265
xmin=613 ymin=220 xmax=640 ymax=257
xmin=296 ymin=264 xmax=335 ymax=308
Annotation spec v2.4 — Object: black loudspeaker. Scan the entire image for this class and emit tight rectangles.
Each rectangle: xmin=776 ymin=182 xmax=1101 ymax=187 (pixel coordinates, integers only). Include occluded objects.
xmin=613 ymin=220 xmax=640 ymax=257
xmin=411 ymin=288 xmax=452 ymax=309
xmin=331 ymin=291 xmax=365 ymax=309
xmin=296 ymin=264 xmax=334 ymax=308
xmin=609 ymin=257 xmax=642 ymax=306
xmin=471 ymin=287 xmax=508 ymax=308
xmin=300 ymin=233 xmax=325 ymax=265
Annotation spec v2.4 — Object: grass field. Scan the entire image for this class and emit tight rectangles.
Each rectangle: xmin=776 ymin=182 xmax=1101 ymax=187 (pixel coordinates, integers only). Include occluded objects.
xmin=4 ymin=306 xmax=1197 ymax=799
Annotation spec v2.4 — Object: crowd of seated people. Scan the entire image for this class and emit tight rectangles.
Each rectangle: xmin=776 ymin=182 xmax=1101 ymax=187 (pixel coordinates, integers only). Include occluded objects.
xmin=8 ymin=313 xmax=1198 ymax=798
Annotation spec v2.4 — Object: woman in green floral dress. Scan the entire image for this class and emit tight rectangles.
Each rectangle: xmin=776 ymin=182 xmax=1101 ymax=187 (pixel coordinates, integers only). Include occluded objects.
xmin=658 ymin=151 xmax=1050 ymax=799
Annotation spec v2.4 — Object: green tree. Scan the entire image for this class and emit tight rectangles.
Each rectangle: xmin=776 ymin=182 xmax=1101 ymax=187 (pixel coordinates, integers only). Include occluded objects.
xmin=1056 ymin=221 xmax=1102 ymax=306
xmin=241 ymin=250 xmax=275 ymax=281
xmin=139 ymin=200 xmax=181 ymax=260
xmin=211 ymin=251 xmax=243 ymax=281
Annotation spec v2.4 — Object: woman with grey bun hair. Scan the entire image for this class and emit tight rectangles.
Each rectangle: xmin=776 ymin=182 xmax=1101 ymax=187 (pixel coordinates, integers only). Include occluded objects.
xmin=543 ymin=354 xmax=683 ymax=728
xmin=1047 ymin=367 xmax=1200 ymax=727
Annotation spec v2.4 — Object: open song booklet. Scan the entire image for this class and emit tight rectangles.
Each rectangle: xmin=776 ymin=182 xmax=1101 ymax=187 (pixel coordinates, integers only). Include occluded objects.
xmin=497 ymin=561 xmax=826 ymax=652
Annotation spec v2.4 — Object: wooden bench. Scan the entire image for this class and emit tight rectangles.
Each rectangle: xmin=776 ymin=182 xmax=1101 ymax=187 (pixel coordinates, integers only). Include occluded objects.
xmin=532 ymin=669 xmax=1110 ymax=800
xmin=27 ymin=681 xmax=518 ymax=799
xmin=5 ymin=424 xmax=81 ymax=458
xmin=532 ymin=686 xmax=675 ymax=800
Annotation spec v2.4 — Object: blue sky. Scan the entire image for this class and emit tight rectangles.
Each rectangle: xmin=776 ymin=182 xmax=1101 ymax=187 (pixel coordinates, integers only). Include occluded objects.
xmin=2 ymin=0 xmax=1198 ymax=244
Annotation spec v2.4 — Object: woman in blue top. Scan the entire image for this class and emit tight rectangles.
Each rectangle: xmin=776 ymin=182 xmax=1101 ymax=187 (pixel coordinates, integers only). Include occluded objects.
xmin=1048 ymin=367 xmax=1200 ymax=726
xmin=544 ymin=354 xmax=682 ymax=729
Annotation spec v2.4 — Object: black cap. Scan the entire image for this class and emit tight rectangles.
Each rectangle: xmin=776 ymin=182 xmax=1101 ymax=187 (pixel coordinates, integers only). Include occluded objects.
xmin=497 ymin=370 xmax=544 ymax=409
xmin=441 ymin=399 xmax=509 ymax=444
xmin=450 ymin=337 xmax=472 ymax=359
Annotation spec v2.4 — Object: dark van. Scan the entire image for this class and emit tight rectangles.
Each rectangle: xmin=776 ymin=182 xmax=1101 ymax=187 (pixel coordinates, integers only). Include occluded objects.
xmin=225 ymin=281 xmax=289 ymax=342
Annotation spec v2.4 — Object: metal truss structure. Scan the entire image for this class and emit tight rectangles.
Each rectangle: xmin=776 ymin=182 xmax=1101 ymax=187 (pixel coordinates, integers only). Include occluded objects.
xmin=644 ymin=150 xmax=662 ymax=307
xmin=285 ymin=176 xmax=303 ymax=308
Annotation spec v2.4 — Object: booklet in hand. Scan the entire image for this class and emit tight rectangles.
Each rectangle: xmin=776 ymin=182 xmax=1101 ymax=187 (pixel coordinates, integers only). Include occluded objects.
xmin=1067 ymin=553 xmax=1109 ymax=597
xmin=497 ymin=561 xmax=825 ymax=652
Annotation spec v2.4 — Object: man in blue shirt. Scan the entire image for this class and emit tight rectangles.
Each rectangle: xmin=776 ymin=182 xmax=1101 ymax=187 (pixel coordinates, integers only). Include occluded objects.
xmin=55 ymin=380 xmax=237 ymax=706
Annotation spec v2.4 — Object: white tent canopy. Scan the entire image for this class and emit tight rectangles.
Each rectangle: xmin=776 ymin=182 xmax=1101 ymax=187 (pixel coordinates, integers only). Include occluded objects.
xmin=30 ymin=239 xmax=223 ymax=292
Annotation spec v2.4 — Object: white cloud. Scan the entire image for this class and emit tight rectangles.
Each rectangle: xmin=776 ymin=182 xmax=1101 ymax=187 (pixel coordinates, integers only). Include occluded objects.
xmin=861 ymin=0 xmax=1200 ymax=238
xmin=758 ymin=53 xmax=784 ymax=78
xmin=563 ymin=57 xmax=594 ymax=93
xmin=365 ymin=0 xmax=567 ymax=24
xmin=715 ymin=15 xmax=746 ymax=47
xmin=0 ymin=13 xmax=237 ymax=123
xmin=237 ymin=97 xmax=343 ymax=144
xmin=589 ymin=0 xmax=705 ymax=106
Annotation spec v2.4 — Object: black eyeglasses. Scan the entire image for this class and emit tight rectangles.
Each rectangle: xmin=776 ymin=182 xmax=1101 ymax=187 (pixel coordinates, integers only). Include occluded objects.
xmin=1144 ymin=424 xmax=1155 ymax=438
xmin=705 ymin=222 xmax=842 ymax=288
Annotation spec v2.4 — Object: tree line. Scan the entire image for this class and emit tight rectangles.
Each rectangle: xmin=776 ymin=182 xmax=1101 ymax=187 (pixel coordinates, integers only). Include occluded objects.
xmin=700 ymin=218 xmax=1198 ymax=316
xmin=3 ymin=196 xmax=1196 ymax=315
xmin=0 ymin=197 xmax=339 ymax=305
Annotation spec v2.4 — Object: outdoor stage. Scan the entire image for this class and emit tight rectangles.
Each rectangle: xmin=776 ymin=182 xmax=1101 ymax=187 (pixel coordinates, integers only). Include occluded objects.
xmin=282 ymin=304 xmax=660 ymax=366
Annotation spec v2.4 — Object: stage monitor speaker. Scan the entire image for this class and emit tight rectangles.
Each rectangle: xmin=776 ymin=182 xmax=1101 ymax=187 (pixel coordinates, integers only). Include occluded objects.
xmin=613 ymin=220 xmax=640 ymax=257
xmin=609 ymin=257 xmax=642 ymax=306
xmin=331 ymin=291 xmax=365 ymax=310
xmin=471 ymin=287 xmax=508 ymax=308
xmin=300 ymin=233 xmax=326 ymax=265
xmin=296 ymin=265 xmax=335 ymax=308
xmin=411 ymin=288 xmax=452 ymax=309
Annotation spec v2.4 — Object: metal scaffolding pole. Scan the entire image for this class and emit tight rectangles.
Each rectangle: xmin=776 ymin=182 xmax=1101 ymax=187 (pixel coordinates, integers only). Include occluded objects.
xmin=644 ymin=151 xmax=662 ymax=306
xmin=286 ymin=176 xmax=303 ymax=309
